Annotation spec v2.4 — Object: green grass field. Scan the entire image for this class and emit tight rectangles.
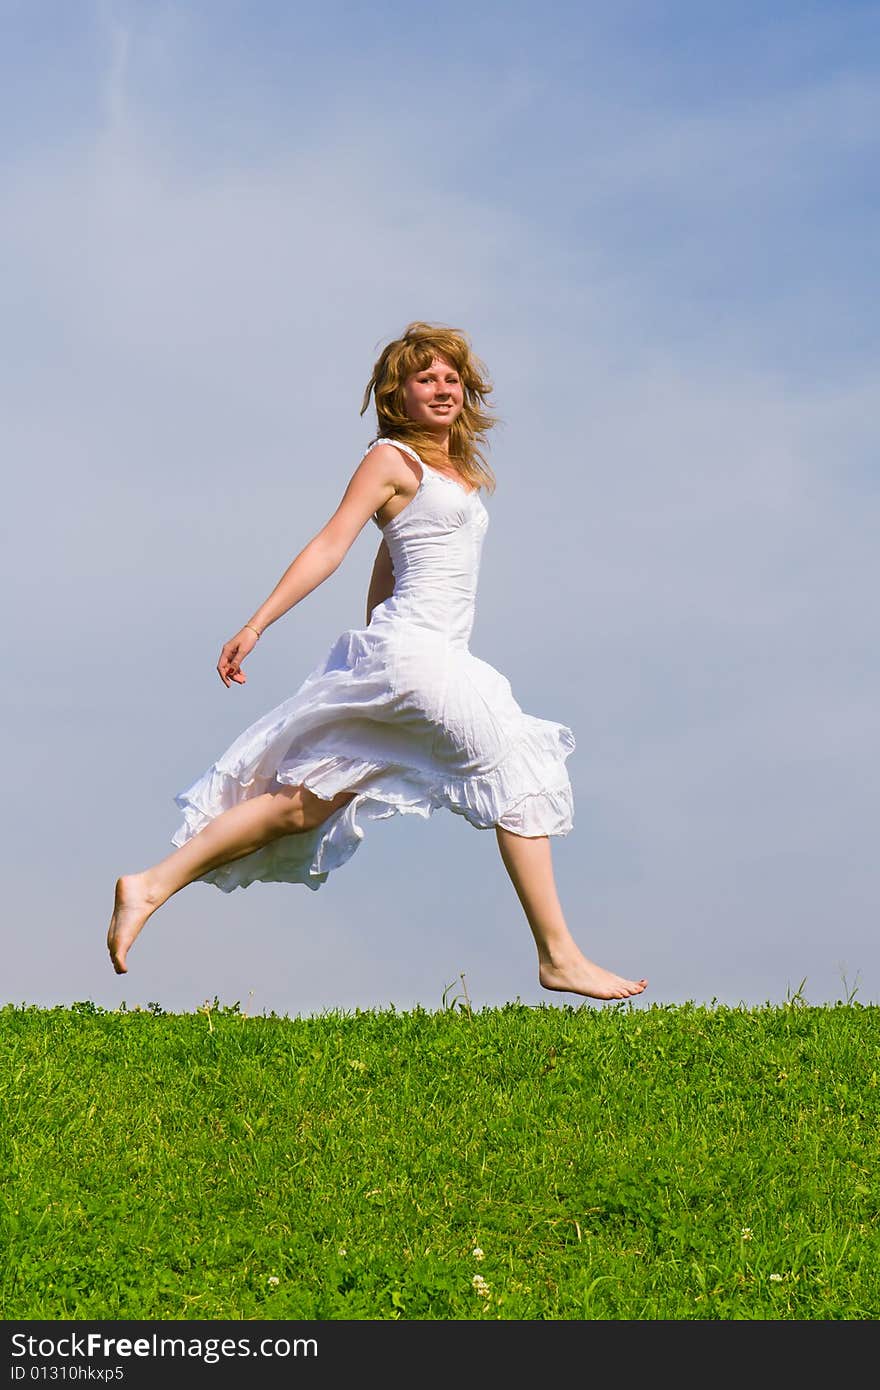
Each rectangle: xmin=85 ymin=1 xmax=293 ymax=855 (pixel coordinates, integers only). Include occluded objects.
xmin=2 ymin=996 xmax=878 ymax=1320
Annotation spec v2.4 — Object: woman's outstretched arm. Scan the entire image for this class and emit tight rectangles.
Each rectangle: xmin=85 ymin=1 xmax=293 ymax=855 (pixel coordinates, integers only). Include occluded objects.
xmin=217 ymin=445 xmax=407 ymax=687
xmin=245 ymin=533 xmax=344 ymax=638
xmin=366 ymin=538 xmax=395 ymax=624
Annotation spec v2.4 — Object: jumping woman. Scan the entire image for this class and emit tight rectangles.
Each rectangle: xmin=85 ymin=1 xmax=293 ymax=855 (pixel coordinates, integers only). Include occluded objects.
xmin=107 ymin=321 xmax=648 ymax=1001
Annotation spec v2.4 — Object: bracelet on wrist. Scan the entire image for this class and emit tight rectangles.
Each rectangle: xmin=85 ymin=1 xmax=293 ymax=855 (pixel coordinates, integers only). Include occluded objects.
xmin=244 ymin=623 xmax=263 ymax=639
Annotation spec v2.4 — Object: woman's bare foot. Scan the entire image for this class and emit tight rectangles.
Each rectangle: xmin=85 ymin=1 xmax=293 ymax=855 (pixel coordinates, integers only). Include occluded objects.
xmin=107 ymin=874 xmax=159 ymax=974
xmin=539 ymin=952 xmax=648 ymax=1001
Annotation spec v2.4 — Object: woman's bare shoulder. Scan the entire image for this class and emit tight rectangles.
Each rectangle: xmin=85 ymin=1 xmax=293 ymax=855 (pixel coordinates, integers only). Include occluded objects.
xmin=358 ymin=441 xmax=421 ymax=491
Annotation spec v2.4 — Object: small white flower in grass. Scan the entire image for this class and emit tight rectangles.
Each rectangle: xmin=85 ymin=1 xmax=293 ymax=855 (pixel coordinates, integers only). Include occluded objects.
xmin=338 ymin=1247 xmax=347 ymax=1257
xmin=740 ymin=1227 xmax=753 ymax=1241
xmin=770 ymin=1273 xmax=783 ymax=1282
xmin=472 ymin=1247 xmax=485 ymax=1261
xmin=267 ymin=1276 xmax=279 ymax=1287
xmin=472 ymin=1274 xmax=491 ymax=1297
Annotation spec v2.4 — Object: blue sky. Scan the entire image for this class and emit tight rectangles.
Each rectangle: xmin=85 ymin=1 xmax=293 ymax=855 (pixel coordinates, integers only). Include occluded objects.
xmin=2 ymin=0 xmax=878 ymax=1016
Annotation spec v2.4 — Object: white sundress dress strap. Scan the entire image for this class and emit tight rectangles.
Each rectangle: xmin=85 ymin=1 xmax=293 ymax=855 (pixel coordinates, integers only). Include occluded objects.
xmin=364 ymin=438 xmax=477 ymax=496
xmin=363 ymin=436 xmax=425 ymax=468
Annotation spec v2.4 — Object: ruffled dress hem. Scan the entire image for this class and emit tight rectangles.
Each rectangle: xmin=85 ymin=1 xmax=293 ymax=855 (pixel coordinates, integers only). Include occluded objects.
xmin=171 ymin=718 xmax=575 ymax=895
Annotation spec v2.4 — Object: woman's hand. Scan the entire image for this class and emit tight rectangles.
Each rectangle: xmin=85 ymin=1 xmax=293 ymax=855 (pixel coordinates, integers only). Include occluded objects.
xmin=217 ymin=626 xmax=260 ymax=687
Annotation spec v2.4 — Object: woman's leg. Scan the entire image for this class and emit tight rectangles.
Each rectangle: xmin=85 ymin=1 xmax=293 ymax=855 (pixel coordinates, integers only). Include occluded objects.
xmin=494 ymin=825 xmax=647 ymax=1000
xmin=107 ymin=785 xmax=356 ymax=974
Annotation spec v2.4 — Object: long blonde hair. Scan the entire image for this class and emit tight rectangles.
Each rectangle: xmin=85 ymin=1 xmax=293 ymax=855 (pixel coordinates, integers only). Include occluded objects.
xmin=360 ymin=321 xmax=499 ymax=494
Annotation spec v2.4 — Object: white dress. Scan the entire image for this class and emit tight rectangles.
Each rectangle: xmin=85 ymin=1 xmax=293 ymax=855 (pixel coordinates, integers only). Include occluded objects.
xmin=172 ymin=439 xmax=576 ymax=891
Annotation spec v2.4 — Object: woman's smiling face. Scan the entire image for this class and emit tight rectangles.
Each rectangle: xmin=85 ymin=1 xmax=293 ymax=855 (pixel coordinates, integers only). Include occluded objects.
xmin=401 ymin=356 xmax=464 ymax=431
